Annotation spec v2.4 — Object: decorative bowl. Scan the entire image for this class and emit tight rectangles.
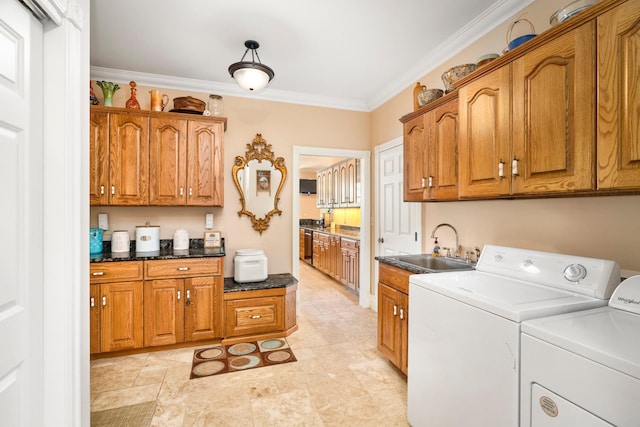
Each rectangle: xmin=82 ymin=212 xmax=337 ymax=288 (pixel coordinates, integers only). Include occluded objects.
xmin=417 ymin=88 xmax=444 ymax=107
xmin=476 ymin=53 xmax=500 ymax=67
xmin=550 ymin=0 xmax=597 ymax=26
xmin=508 ymin=33 xmax=536 ymax=51
xmin=172 ymin=96 xmax=206 ymax=112
xmin=441 ymin=64 xmax=477 ymax=93
xmin=506 ymin=17 xmax=536 ymax=52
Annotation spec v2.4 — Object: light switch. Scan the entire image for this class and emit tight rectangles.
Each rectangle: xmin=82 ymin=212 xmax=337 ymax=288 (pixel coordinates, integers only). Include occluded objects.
xmin=98 ymin=213 xmax=109 ymax=231
xmin=205 ymin=213 xmax=214 ymax=229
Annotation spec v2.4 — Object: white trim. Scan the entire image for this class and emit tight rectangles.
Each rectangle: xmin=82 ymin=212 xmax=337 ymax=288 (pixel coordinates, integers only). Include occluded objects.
xmin=292 ymin=146 xmax=371 ymax=309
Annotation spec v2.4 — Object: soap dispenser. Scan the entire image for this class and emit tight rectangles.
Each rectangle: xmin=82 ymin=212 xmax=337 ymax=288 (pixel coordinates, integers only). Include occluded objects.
xmin=432 ymin=238 xmax=441 ymax=257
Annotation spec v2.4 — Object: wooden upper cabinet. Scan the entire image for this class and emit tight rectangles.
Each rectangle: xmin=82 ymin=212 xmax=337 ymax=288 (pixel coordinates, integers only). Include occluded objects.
xmin=108 ymin=111 xmax=149 ymax=205
xmin=429 ymin=99 xmax=459 ymax=200
xmin=187 ymin=119 xmax=224 ymax=206
xmin=597 ymin=0 xmax=640 ymax=189
xmin=512 ymin=23 xmax=596 ymax=194
xmin=459 ymin=65 xmax=511 ymax=198
xmin=149 ymin=117 xmax=188 ymax=205
xmin=89 ymin=110 xmax=109 ymax=206
xmin=403 ymin=113 xmax=428 ymax=201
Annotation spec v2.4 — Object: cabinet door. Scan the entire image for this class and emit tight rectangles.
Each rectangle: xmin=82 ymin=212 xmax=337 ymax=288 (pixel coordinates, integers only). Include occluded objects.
xmin=89 ymin=110 xmax=109 ymax=206
xmin=597 ymin=1 xmax=640 ymax=189
xmin=108 ymin=112 xmax=149 ymax=205
xmin=149 ymin=117 xmax=187 ymax=205
xmin=144 ymin=279 xmax=184 ymax=347
xmin=459 ymin=65 xmax=511 ymax=198
xmin=512 ymin=23 xmax=595 ymax=194
xmin=377 ymin=283 xmax=404 ymax=370
xmin=90 ymin=284 xmax=101 ymax=354
xmin=430 ymin=99 xmax=459 ymax=200
xmin=316 ymin=171 xmax=324 ymax=207
xmin=340 ymin=161 xmax=348 ymax=206
xmin=187 ymin=120 xmax=224 ymax=206
xmin=403 ymin=114 xmax=429 ymax=201
xmin=100 ymin=281 xmax=143 ymax=352
xmin=330 ymin=235 xmax=341 ymax=280
xmin=185 ymin=276 xmax=223 ymax=341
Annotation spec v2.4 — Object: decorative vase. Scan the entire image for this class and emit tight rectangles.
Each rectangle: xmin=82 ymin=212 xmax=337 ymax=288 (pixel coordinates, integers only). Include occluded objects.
xmin=95 ymin=81 xmax=120 ymax=107
xmin=125 ymin=81 xmax=140 ymax=109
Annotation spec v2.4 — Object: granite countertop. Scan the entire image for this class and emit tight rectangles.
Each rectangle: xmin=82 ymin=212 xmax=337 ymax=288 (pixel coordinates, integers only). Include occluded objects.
xmin=224 ymin=273 xmax=298 ymax=293
xmin=300 ymin=225 xmax=360 ymax=240
xmin=90 ymin=238 xmax=225 ymax=263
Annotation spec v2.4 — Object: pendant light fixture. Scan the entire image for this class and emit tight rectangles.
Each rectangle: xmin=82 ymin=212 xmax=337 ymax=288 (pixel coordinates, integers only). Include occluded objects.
xmin=228 ymin=40 xmax=275 ymax=91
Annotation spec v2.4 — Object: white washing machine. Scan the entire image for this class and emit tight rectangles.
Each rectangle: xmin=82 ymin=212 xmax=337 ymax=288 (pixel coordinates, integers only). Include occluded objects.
xmin=520 ymin=275 xmax=640 ymax=426
xmin=407 ymin=245 xmax=621 ymax=427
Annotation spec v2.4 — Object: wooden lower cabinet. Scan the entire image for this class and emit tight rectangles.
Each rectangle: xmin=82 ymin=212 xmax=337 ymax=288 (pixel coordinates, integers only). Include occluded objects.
xmin=377 ymin=263 xmax=411 ymax=374
xmin=340 ymin=238 xmax=359 ymax=293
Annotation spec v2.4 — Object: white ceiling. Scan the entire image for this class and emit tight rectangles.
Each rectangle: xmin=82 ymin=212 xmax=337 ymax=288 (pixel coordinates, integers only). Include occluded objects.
xmin=90 ymin=0 xmax=532 ymax=112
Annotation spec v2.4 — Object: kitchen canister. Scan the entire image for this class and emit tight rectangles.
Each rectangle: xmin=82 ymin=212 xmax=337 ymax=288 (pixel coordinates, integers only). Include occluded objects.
xmin=135 ymin=223 xmax=160 ymax=253
xmin=173 ymin=228 xmax=189 ymax=251
xmin=89 ymin=228 xmax=103 ymax=254
xmin=111 ymin=230 xmax=130 ymax=253
xmin=234 ymin=249 xmax=268 ymax=283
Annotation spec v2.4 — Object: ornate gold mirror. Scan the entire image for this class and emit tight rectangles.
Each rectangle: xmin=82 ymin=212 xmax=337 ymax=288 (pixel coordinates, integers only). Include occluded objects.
xmin=232 ymin=134 xmax=287 ymax=234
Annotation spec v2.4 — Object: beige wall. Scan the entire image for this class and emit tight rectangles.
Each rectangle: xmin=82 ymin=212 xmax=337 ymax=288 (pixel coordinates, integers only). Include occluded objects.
xmin=370 ymin=0 xmax=640 ymax=274
xmin=90 ymin=85 xmax=370 ymax=276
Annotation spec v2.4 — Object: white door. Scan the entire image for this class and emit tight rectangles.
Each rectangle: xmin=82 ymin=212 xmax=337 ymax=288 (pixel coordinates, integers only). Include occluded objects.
xmin=376 ymin=139 xmax=421 ymax=257
xmin=0 ymin=1 xmax=44 ymax=425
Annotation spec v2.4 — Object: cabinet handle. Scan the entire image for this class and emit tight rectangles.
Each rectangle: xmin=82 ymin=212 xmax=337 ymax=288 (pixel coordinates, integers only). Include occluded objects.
xmin=512 ymin=158 xmax=519 ymax=176
xmin=428 ymin=176 xmax=433 ymax=188
xmin=90 ymin=297 xmax=95 ymax=308
xmin=177 ymin=267 xmax=189 ymax=271
xmin=92 ymin=271 xmax=104 ymax=276
xmin=100 ymin=185 xmax=104 ymax=195
xmin=102 ymin=296 xmax=106 ymax=307
xmin=251 ymin=315 xmax=262 ymax=319
xmin=111 ymin=185 xmax=115 ymax=195
xmin=177 ymin=290 xmax=181 ymax=300
xmin=421 ymin=177 xmax=426 ymax=188
xmin=180 ymin=187 xmax=184 ymax=196
xmin=400 ymin=308 xmax=405 ymax=320
xmin=189 ymin=187 xmax=193 ymax=196
xmin=393 ymin=305 xmax=398 ymax=316
xmin=498 ymin=160 xmax=505 ymax=178
xmin=186 ymin=290 xmax=190 ymax=299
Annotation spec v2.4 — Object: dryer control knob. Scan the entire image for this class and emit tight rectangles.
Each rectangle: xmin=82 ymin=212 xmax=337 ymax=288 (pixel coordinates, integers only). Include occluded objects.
xmin=564 ymin=264 xmax=587 ymax=282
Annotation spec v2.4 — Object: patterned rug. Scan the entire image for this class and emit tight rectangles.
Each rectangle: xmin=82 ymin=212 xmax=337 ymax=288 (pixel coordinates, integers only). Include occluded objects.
xmin=190 ymin=338 xmax=296 ymax=379
xmin=90 ymin=400 xmax=156 ymax=427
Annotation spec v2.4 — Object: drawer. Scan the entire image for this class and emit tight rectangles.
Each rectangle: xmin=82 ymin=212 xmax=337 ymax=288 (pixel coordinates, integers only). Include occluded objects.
xmin=340 ymin=238 xmax=359 ymax=250
xmin=144 ymin=257 xmax=222 ymax=279
xmin=378 ymin=263 xmax=411 ymax=294
xmin=90 ymin=261 xmax=143 ymax=284
xmin=225 ymin=296 xmax=284 ymax=338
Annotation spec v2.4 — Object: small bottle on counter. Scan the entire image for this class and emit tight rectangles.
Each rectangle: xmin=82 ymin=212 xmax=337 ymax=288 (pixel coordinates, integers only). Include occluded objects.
xmin=432 ymin=238 xmax=441 ymax=257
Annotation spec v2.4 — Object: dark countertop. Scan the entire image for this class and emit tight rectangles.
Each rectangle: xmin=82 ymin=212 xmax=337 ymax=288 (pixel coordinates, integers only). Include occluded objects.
xmin=90 ymin=238 xmax=225 ymax=262
xmin=376 ymin=254 xmax=476 ymax=275
xmin=300 ymin=225 xmax=360 ymax=240
xmin=224 ymin=273 xmax=298 ymax=293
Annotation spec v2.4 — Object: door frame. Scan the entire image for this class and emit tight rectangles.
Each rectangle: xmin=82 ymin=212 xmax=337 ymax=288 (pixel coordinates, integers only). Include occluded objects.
xmin=292 ymin=146 xmax=371 ymax=309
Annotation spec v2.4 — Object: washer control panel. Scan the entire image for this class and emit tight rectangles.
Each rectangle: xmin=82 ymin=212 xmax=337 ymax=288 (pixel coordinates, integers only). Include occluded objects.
xmin=477 ymin=245 xmax=621 ymax=299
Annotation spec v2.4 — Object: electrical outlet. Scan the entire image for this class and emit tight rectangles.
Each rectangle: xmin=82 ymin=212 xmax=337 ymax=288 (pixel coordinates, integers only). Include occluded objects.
xmin=98 ymin=213 xmax=109 ymax=231
xmin=205 ymin=213 xmax=214 ymax=229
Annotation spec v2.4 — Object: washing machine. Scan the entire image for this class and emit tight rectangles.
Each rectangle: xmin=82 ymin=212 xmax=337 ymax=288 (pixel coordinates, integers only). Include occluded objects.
xmin=407 ymin=245 xmax=621 ymax=427
xmin=520 ymin=275 xmax=640 ymax=426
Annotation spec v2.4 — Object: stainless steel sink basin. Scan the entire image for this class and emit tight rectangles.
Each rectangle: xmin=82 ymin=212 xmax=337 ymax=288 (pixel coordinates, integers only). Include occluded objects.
xmin=393 ymin=254 xmax=475 ymax=272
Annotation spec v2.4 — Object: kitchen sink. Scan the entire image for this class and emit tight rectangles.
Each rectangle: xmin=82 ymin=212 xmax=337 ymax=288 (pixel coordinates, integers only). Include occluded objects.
xmin=393 ymin=254 xmax=475 ymax=272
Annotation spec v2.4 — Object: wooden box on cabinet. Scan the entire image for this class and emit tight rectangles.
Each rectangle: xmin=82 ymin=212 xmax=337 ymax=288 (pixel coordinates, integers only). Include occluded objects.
xmin=377 ymin=263 xmax=411 ymax=374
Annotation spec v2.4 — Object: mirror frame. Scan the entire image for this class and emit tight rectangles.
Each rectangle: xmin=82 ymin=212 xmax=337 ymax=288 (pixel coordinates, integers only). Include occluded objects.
xmin=232 ymin=134 xmax=287 ymax=234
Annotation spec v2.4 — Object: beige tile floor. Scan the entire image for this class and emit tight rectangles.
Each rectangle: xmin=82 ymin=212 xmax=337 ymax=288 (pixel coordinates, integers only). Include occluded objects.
xmin=90 ymin=260 xmax=410 ymax=426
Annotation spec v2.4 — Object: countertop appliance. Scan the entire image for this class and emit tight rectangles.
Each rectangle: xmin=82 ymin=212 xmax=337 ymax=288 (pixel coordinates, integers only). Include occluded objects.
xmin=407 ymin=245 xmax=620 ymax=427
xmin=520 ymin=275 xmax=640 ymax=426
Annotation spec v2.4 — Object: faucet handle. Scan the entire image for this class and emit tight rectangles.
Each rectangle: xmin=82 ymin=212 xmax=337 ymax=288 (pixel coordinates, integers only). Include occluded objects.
xmin=475 ymin=247 xmax=481 ymax=260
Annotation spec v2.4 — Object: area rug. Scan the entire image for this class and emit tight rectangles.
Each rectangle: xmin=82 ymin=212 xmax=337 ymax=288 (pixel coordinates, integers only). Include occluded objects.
xmin=190 ymin=338 xmax=297 ymax=379
xmin=90 ymin=400 xmax=156 ymax=427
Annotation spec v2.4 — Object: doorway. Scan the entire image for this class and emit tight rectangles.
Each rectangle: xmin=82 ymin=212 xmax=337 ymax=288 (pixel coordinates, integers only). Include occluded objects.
xmin=292 ymin=146 xmax=371 ymax=309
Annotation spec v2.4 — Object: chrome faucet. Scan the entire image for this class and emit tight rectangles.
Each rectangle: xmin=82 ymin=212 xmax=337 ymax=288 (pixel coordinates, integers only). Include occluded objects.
xmin=430 ymin=223 xmax=460 ymax=258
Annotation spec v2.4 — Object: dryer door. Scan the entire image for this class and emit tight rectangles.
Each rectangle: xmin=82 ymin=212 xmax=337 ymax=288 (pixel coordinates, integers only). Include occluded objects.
xmin=531 ymin=384 xmax=613 ymax=426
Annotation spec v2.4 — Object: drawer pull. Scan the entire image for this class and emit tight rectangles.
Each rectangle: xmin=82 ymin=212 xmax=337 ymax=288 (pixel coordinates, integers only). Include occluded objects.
xmin=92 ymin=271 xmax=104 ymax=276
xmin=100 ymin=185 xmax=104 ymax=195
xmin=400 ymin=308 xmax=405 ymax=320
xmin=393 ymin=305 xmax=397 ymax=316
xmin=111 ymin=185 xmax=115 ymax=195
xmin=90 ymin=297 xmax=95 ymax=308
xmin=177 ymin=290 xmax=181 ymax=300
xmin=102 ymin=296 xmax=106 ymax=307
xmin=177 ymin=267 xmax=190 ymax=271
xmin=250 ymin=315 xmax=262 ymax=319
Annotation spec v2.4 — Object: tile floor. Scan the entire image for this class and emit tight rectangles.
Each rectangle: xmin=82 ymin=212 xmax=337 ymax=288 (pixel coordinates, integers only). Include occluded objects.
xmin=90 ymin=260 xmax=409 ymax=426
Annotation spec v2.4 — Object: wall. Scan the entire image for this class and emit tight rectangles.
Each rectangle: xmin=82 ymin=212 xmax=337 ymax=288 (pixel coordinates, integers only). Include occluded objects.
xmin=370 ymin=0 xmax=640 ymax=274
xmin=90 ymin=85 xmax=370 ymax=276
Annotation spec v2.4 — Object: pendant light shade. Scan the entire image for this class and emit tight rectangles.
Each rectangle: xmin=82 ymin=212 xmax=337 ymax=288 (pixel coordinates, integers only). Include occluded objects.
xmin=228 ymin=40 xmax=275 ymax=91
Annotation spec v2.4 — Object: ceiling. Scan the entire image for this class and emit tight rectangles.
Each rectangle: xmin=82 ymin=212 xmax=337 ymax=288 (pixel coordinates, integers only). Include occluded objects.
xmin=90 ymin=0 xmax=532 ymax=112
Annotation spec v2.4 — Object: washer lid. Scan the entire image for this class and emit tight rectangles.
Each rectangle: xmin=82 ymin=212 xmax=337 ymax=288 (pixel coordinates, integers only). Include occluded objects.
xmin=522 ymin=307 xmax=640 ymax=380
xmin=609 ymin=276 xmax=640 ymax=314
xmin=409 ymin=270 xmax=605 ymax=322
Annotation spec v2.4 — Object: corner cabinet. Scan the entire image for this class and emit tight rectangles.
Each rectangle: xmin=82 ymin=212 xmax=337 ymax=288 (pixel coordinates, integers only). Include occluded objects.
xmin=90 ymin=106 xmax=226 ymax=207
xmin=377 ymin=263 xmax=410 ymax=374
